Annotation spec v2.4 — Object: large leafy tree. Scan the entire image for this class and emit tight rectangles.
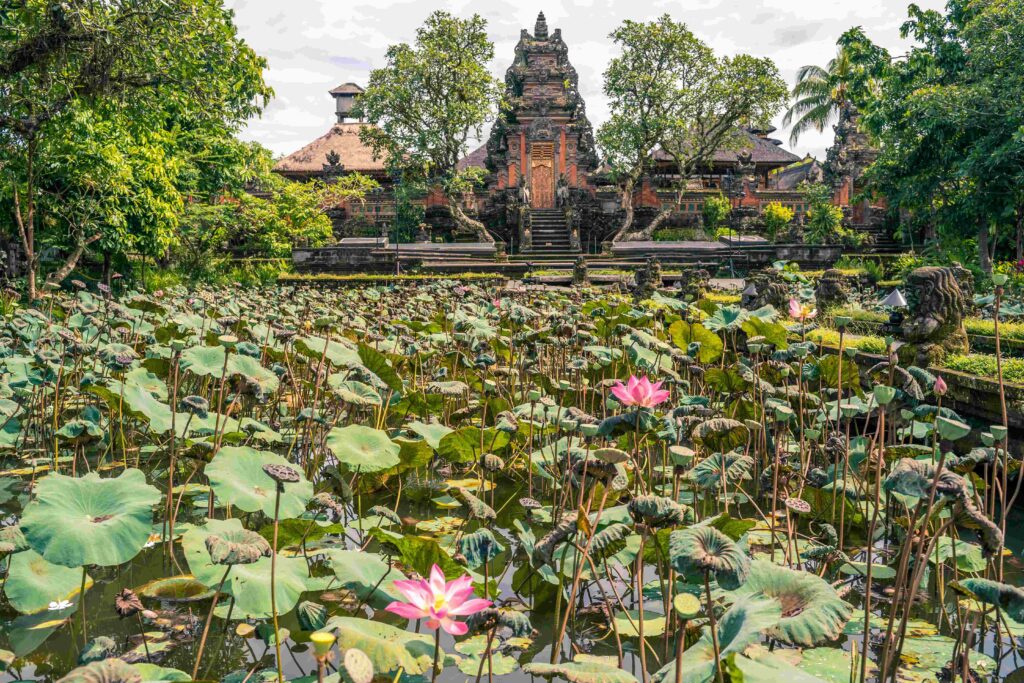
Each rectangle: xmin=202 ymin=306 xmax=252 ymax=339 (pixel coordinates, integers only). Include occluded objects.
xmin=356 ymin=11 xmax=503 ymax=243
xmin=614 ymin=51 xmax=787 ymax=241
xmin=782 ymin=28 xmax=890 ymax=146
xmin=598 ymin=16 xmax=710 ymax=240
xmin=0 ymin=0 xmax=271 ymax=298
xmin=862 ymin=0 xmax=1024 ymax=272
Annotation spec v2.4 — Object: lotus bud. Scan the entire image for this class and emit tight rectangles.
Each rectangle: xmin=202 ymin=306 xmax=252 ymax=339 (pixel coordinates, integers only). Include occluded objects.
xmin=933 ymin=375 xmax=948 ymax=396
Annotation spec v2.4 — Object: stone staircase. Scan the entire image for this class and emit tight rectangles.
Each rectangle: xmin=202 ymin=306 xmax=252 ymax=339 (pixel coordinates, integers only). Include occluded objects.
xmin=528 ymin=209 xmax=576 ymax=254
xmin=856 ymin=224 xmax=903 ymax=254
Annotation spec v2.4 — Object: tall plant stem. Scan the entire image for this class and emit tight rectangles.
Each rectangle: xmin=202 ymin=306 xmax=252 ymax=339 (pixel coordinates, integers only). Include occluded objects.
xmin=193 ymin=565 xmax=232 ymax=679
xmin=431 ymin=628 xmax=441 ymax=683
xmin=704 ymin=572 xmax=723 ymax=683
xmin=271 ymin=485 xmax=284 ymax=683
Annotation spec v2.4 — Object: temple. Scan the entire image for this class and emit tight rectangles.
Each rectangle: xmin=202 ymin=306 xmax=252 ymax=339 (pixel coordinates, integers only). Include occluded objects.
xmin=279 ymin=13 xmax=892 ymax=272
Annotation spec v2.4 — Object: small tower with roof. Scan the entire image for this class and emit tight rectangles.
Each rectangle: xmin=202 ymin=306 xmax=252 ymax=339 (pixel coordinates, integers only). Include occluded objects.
xmin=330 ymin=83 xmax=364 ymax=123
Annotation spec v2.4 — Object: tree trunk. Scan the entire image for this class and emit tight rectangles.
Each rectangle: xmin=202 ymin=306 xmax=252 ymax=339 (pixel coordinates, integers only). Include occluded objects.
xmin=46 ymin=232 xmax=101 ymax=289
xmin=1015 ymin=204 xmax=1023 ymax=262
xmin=611 ymin=177 xmax=637 ymax=243
xmin=979 ymin=218 xmax=992 ymax=275
xmin=448 ymin=196 xmax=493 ymax=243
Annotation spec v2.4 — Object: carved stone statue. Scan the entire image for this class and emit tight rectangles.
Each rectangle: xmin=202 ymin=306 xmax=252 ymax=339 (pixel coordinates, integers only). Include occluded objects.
xmin=415 ymin=223 xmax=431 ymax=243
xmin=519 ymin=183 xmax=531 ymax=206
xmin=632 ymin=257 xmax=663 ymax=302
xmin=677 ymin=268 xmax=710 ymax=302
xmin=742 ymin=268 xmax=789 ymax=311
xmin=815 ymin=269 xmax=849 ymax=315
xmin=556 ymin=174 xmax=570 ymax=207
xmin=572 ymin=256 xmax=589 ymax=286
xmin=898 ymin=266 xmax=969 ymax=366
xmin=949 ymin=261 xmax=976 ymax=314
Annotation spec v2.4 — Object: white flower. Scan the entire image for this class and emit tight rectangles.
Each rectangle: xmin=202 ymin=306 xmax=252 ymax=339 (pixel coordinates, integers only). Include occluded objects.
xmin=48 ymin=599 xmax=72 ymax=611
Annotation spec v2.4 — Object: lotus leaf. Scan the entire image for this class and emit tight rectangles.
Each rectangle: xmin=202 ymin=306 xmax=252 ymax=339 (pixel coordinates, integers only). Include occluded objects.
xmin=325 ymin=424 xmax=401 ymax=473
xmin=325 ymin=549 xmax=409 ymax=608
xmin=4 ymin=549 xmax=92 ymax=614
xmin=458 ymin=528 xmax=505 ymax=568
xmin=524 ymin=658 xmax=639 ymax=683
xmin=691 ymin=418 xmax=749 ymax=453
xmin=669 ymin=526 xmax=750 ymax=589
xmin=205 ymin=446 xmax=313 ymax=518
xmin=22 ymin=469 xmax=160 ymax=567
xmin=324 ymin=616 xmax=443 ymax=678
xmin=726 ymin=559 xmax=852 ymax=646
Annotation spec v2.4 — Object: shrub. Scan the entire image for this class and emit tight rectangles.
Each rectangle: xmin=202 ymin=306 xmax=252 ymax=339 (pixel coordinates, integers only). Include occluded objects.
xmin=702 ymin=194 xmax=731 ymax=231
xmin=653 ymin=227 xmax=701 ymax=242
xmin=761 ymin=202 xmax=794 ymax=242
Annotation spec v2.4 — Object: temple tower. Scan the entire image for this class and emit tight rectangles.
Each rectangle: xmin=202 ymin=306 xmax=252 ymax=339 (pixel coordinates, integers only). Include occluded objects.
xmin=484 ymin=12 xmax=599 ymax=208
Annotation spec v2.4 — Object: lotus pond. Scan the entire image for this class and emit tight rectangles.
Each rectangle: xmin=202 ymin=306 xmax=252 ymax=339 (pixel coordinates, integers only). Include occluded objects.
xmin=1 ymin=281 xmax=1024 ymax=683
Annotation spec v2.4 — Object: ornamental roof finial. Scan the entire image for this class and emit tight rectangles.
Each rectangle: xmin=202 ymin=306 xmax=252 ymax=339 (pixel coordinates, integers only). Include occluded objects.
xmin=534 ymin=12 xmax=548 ymax=40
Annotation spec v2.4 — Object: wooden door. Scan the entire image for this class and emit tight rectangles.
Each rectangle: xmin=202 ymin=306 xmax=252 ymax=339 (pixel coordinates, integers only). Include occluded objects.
xmin=531 ymin=143 xmax=554 ymax=208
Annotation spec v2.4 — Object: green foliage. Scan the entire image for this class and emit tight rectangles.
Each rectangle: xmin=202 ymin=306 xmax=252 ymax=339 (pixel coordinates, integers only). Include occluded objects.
xmin=703 ymin=195 xmax=732 ymax=231
xmin=761 ymin=202 xmax=794 ymax=241
xmin=653 ymin=227 xmax=702 ymax=241
xmin=800 ymin=183 xmax=846 ymax=245
xmin=356 ymin=11 xmax=501 ymax=235
xmin=0 ymin=0 xmax=272 ymax=297
xmin=782 ymin=27 xmax=890 ymax=145
xmin=860 ymin=0 xmax=1024 ymax=272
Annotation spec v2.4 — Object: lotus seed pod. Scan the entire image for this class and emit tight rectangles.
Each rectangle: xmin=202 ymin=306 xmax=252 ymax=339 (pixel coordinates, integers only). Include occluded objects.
xmin=340 ymin=648 xmax=374 ymax=683
xmin=310 ymin=631 xmax=336 ymax=658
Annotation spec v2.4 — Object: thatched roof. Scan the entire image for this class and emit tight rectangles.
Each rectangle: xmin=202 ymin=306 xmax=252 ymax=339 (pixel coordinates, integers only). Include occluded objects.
xmin=653 ymin=129 xmax=801 ymax=168
xmin=273 ymin=123 xmax=386 ymax=176
xmin=457 ymin=143 xmax=488 ymax=172
xmin=330 ymin=82 xmax=364 ymax=95
xmin=769 ymin=155 xmax=823 ymax=190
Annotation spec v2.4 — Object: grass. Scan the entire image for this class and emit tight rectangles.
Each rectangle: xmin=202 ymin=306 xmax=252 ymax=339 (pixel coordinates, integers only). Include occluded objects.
xmin=705 ymin=291 xmax=741 ymax=305
xmin=278 ymin=271 xmax=500 ymax=283
xmin=963 ymin=318 xmax=1024 ymax=342
xmin=831 ymin=307 xmax=888 ymax=324
xmin=806 ymin=328 xmax=888 ymax=354
xmin=939 ymin=353 xmax=1024 ymax=384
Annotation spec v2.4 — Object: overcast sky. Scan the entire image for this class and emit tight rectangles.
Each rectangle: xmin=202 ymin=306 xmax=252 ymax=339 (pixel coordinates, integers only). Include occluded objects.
xmin=225 ymin=0 xmax=945 ymax=163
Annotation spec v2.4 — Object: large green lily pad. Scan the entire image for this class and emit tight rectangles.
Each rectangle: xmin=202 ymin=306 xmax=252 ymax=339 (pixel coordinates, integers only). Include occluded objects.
xmin=205 ymin=446 xmax=312 ymax=518
xmin=21 ymin=469 xmax=160 ymax=567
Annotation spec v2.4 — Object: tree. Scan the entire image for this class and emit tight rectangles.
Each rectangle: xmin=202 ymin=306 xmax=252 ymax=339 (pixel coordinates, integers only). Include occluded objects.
xmin=356 ymin=11 xmax=503 ymax=243
xmin=617 ymin=53 xmax=787 ymax=241
xmin=597 ymin=16 xmax=709 ymax=239
xmin=860 ymin=0 xmax=1024 ymax=273
xmin=0 ymin=0 xmax=271 ymax=298
xmin=782 ymin=28 xmax=890 ymax=146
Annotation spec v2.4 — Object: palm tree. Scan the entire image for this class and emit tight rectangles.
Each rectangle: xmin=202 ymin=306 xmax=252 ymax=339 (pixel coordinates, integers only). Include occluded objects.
xmin=782 ymin=49 xmax=854 ymax=147
xmin=783 ymin=28 xmax=889 ymax=146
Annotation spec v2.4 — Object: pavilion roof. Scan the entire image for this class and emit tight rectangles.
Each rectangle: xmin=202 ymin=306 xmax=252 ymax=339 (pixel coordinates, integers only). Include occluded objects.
xmin=273 ymin=122 xmax=386 ymax=176
xmin=457 ymin=143 xmax=489 ymax=172
xmin=652 ymin=129 xmax=801 ymax=167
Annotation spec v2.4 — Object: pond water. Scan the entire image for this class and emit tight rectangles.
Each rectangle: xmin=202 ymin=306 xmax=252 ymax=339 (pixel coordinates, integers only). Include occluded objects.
xmin=0 ymin=282 xmax=1021 ymax=683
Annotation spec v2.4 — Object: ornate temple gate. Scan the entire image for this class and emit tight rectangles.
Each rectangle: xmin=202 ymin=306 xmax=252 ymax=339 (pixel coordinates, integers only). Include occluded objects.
xmin=530 ymin=143 xmax=555 ymax=208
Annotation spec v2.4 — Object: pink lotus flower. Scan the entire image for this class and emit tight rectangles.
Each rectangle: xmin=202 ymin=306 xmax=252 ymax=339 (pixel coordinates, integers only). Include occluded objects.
xmin=789 ymin=298 xmax=817 ymax=321
xmin=610 ymin=375 xmax=671 ymax=409
xmin=385 ymin=564 xmax=491 ymax=635
xmin=934 ymin=375 xmax=948 ymax=396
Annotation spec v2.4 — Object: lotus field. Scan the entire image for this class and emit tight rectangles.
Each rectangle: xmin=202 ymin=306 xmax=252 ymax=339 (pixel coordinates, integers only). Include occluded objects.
xmin=1 ymin=280 xmax=1023 ymax=683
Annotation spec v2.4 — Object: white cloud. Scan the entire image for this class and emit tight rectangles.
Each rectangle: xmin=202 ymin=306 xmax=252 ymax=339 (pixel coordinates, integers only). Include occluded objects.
xmin=227 ymin=0 xmax=945 ymax=161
